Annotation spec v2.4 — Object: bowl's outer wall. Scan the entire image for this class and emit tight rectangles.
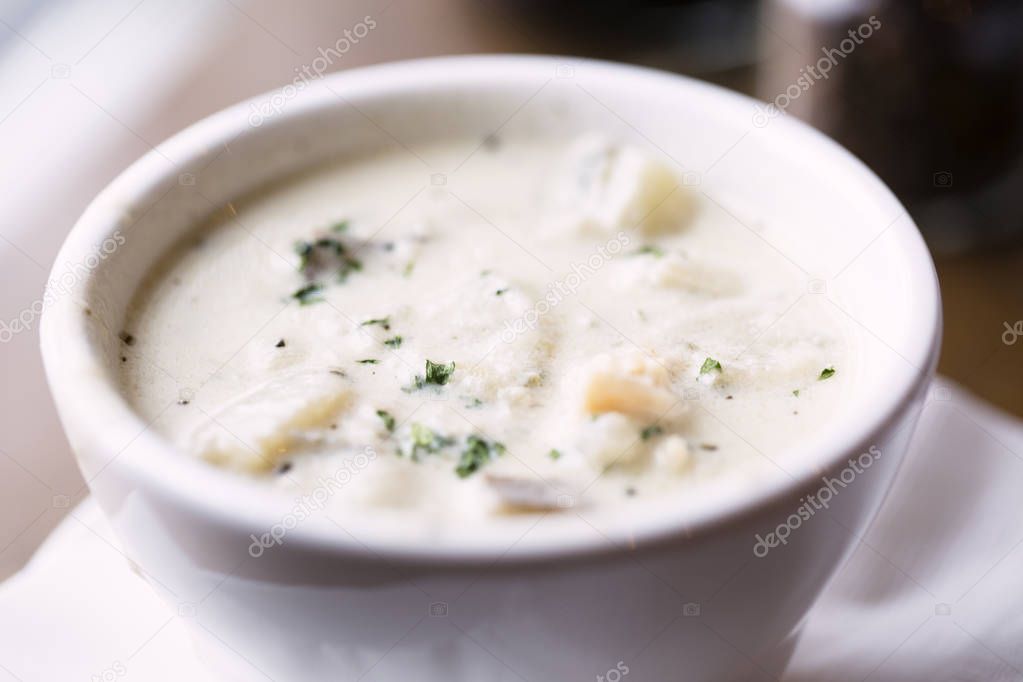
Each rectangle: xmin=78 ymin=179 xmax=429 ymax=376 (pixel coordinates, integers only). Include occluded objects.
xmin=81 ymin=384 xmax=927 ymax=681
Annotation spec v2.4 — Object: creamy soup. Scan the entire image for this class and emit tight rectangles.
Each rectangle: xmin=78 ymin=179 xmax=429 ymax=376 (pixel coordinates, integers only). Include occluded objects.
xmin=120 ymin=134 xmax=853 ymax=526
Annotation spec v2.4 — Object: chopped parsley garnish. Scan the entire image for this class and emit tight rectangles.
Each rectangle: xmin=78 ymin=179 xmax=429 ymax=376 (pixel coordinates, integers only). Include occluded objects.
xmin=425 ymin=359 xmax=455 ymax=385
xmin=548 ymin=448 xmax=562 ymax=461
xmin=357 ymin=359 xmax=378 ymax=364
xmin=403 ymin=261 xmax=415 ymax=278
xmin=294 ymin=241 xmax=314 ymax=270
xmin=405 ymin=360 xmax=457 ymax=392
xmin=295 ymin=237 xmax=361 ymax=282
xmin=463 ymin=397 xmax=484 ymax=409
xmin=407 ymin=423 xmax=455 ymax=460
xmin=456 ymin=435 xmax=506 ymax=478
xmin=700 ymin=357 xmax=722 ymax=375
xmin=292 ymin=282 xmax=324 ymax=305
xmin=361 ymin=317 xmax=391 ymax=330
xmin=818 ymin=367 xmax=836 ymax=381
xmin=331 ymin=219 xmax=350 ymax=233
xmin=376 ymin=409 xmax=396 ymax=433
xmin=634 ymin=245 xmax=665 ymax=257
xmin=792 ymin=389 xmax=800 ymax=397
xmin=384 ymin=335 xmax=403 ymax=348
xmin=641 ymin=425 xmax=663 ymax=440
xmin=336 ymin=257 xmax=362 ymax=282
xmin=495 ymin=288 xmax=509 ymax=296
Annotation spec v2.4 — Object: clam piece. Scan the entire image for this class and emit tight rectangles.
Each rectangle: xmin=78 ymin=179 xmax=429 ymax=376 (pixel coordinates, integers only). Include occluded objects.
xmin=485 ymin=473 xmax=574 ymax=510
xmin=581 ymin=350 xmax=678 ymax=420
xmin=190 ymin=369 xmax=350 ymax=473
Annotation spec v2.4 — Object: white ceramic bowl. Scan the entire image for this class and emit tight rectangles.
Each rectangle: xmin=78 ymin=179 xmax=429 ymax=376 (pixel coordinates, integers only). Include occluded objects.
xmin=40 ymin=55 xmax=940 ymax=681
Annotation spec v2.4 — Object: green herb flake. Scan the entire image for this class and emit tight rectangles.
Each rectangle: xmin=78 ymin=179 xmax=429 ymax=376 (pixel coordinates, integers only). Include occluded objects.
xmin=495 ymin=288 xmax=509 ymax=296
xmin=548 ymin=448 xmax=562 ymax=461
xmin=407 ymin=422 xmax=455 ymax=460
xmin=336 ymin=257 xmax=362 ymax=283
xmin=699 ymin=357 xmax=722 ymax=375
xmin=384 ymin=335 xmax=403 ymax=348
xmin=818 ymin=367 xmax=836 ymax=381
xmin=357 ymin=358 xmax=378 ymax=364
xmin=424 ymin=359 xmax=455 ymax=386
xmin=456 ymin=435 xmax=506 ymax=478
xmin=292 ymin=282 xmax=324 ymax=305
xmin=792 ymin=389 xmax=800 ymax=397
xmin=640 ymin=425 xmax=663 ymax=441
xmin=634 ymin=245 xmax=665 ymax=257
xmin=331 ymin=219 xmax=350 ymax=233
xmin=411 ymin=423 xmax=434 ymax=448
xmin=295 ymin=236 xmax=361 ymax=283
xmin=376 ymin=409 xmax=396 ymax=433
xmin=361 ymin=317 xmax=391 ymax=330
xmin=313 ymin=236 xmax=345 ymax=254
xmin=403 ymin=261 xmax=415 ymax=278
xmin=405 ymin=359 xmax=457 ymax=392
xmin=294 ymin=241 xmax=314 ymax=270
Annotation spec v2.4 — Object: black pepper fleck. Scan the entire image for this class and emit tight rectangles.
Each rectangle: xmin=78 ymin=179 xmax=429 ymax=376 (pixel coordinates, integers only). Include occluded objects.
xmin=275 ymin=339 xmax=286 ymax=348
xmin=118 ymin=332 xmax=135 ymax=346
xmin=276 ymin=462 xmax=293 ymax=475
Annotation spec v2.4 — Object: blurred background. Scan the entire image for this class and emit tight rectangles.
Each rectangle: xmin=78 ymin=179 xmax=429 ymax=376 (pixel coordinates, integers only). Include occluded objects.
xmin=0 ymin=0 xmax=1020 ymax=580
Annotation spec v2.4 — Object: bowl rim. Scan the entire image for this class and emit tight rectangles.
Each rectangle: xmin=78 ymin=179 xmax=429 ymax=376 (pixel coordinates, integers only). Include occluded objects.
xmin=40 ymin=54 xmax=942 ymax=566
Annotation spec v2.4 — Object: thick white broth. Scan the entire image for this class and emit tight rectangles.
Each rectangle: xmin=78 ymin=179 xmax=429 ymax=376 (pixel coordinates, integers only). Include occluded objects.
xmin=120 ymin=134 xmax=854 ymax=532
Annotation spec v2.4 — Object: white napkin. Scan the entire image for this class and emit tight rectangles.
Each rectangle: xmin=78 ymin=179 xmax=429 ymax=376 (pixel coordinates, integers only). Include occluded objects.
xmin=788 ymin=381 xmax=1023 ymax=681
xmin=0 ymin=379 xmax=1020 ymax=681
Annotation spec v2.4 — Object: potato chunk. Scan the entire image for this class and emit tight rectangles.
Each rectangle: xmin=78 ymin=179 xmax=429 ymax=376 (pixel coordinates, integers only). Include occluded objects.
xmin=559 ymin=136 xmax=693 ymax=235
xmin=654 ymin=436 xmax=692 ymax=474
xmin=191 ymin=369 xmax=350 ymax=473
xmin=581 ymin=350 xmax=677 ymax=420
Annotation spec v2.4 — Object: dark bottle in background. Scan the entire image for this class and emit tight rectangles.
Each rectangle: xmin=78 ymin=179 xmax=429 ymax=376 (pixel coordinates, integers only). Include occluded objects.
xmin=760 ymin=0 xmax=1023 ymax=254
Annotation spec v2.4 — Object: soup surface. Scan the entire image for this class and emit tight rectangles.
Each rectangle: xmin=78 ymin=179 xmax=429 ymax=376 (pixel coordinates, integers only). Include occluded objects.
xmin=121 ymin=135 xmax=853 ymax=526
